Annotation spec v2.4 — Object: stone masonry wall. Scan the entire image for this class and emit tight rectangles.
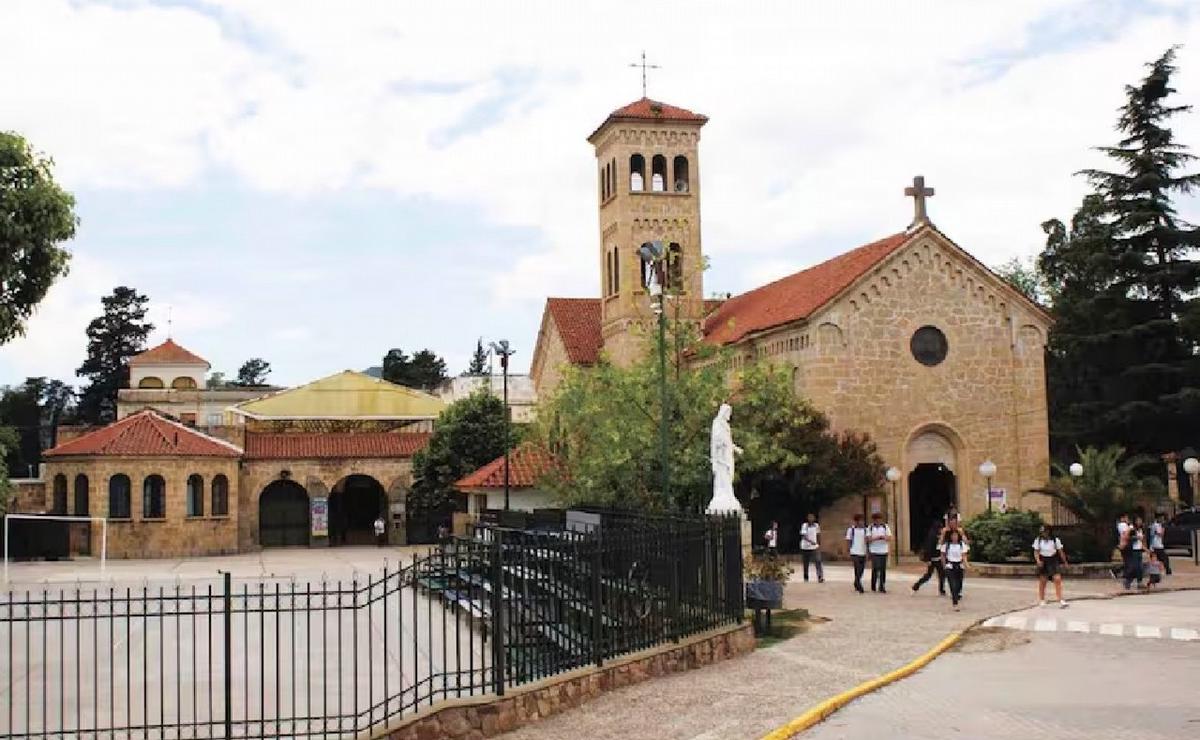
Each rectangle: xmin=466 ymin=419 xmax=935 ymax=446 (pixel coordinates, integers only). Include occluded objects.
xmin=530 ymin=313 xmax=573 ymax=402
xmin=42 ymin=456 xmax=240 ymax=558
xmin=379 ymin=623 xmax=755 ymax=740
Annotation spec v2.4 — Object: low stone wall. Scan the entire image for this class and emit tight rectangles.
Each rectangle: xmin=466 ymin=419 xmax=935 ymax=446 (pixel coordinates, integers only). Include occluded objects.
xmin=973 ymin=561 xmax=1117 ymax=579
xmin=377 ymin=622 xmax=755 ymax=740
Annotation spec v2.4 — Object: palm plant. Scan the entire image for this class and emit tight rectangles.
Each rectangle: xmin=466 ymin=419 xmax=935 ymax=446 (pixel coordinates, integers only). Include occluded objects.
xmin=1029 ymin=445 xmax=1163 ymax=557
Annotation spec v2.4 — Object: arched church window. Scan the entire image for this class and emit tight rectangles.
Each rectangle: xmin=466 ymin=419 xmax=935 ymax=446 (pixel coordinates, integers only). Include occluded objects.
xmin=604 ymin=249 xmax=613 ymax=296
xmin=211 ymin=474 xmax=230 ymax=516
xmin=599 ymin=166 xmax=607 ymax=200
xmin=73 ymin=474 xmax=89 ymax=516
xmin=171 ymin=376 xmax=197 ymax=390
xmin=666 ymin=243 xmax=682 ymax=290
xmin=609 ymin=157 xmax=616 ymax=198
xmin=52 ymin=474 xmax=68 ymax=514
xmin=108 ymin=475 xmax=131 ymax=519
xmin=672 ymin=155 xmax=689 ymax=192
xmin=630 ymin=154 xmax=645 ymax=191
xmin=911 ymin=326 xmax=949 ymax=367
xmin=639 ymin=243 xmax=657 ymax=288
xmin=187 ymin=474 xmax=204 ymax=517
xmin=143 ymin=474 xmax=166 ymax=519
xmin=138 ymin=377 xmax=164 ymax=389
xmin=651 ymin=155 xmax=667 ymax=192
xmin=611 ymin=246 xmax=620 ymax=293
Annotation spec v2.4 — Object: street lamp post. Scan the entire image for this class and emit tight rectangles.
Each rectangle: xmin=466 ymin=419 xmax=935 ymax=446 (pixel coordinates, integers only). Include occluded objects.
xmin=489 ymin=340 xmax=515 ymax=511
xmin=638 ymin=241 xmax=670 ymax=502
xmin=1069 ymin=462 xmax=1084 ymax=479
xmin=979 ymin=460 xmax=997 ymax=513
xmin=1185 ymin=457 xmax=1199 ymax=497
xmin=885 ymin=467 xmax=901 ymax=564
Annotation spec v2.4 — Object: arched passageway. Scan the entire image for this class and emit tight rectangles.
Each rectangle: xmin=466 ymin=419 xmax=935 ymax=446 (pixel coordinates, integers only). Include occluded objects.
xmin=259 ymin=480 xmax=310 ymax=547
xmin=908 ymin=463 xmax=956 ymax=552
xmin=329 ymin=475 xmax=386 ymax=546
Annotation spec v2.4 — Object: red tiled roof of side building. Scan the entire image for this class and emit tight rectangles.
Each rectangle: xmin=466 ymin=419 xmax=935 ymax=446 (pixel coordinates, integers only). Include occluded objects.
xmin=44 ymin=410 xmax=242 ymax=457
xmin=455 ymin=444 xmax=556 ymax=490
xmin=242 ymin=432 xmax=432 ymax=460
xmin=128 ymin=338 xmax=210 ymax=367
xmin=589 ymin=98 xmax=708 ymax=140
xmin=703 ymin=232 xmax=912 ymax=345
xmin=546 ymin=298 xmax=603 ymax=365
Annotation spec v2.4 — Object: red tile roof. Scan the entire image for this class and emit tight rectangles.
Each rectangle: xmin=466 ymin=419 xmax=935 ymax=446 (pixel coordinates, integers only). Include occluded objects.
xmin=129 ymin=338 xmax=210 ymax=367
xmin=44 ymin=410 xmax=241 ymax=458
xmin=589 ymin=98 xmax=708 ymax=140
xmin=546 ymin=298 xmax=603 ymax=365
xmin=455 ymin=444 xmax=555 ymax=490
xmin=703 ymin=232 xmax=912 ymax=345
xmin=243 ymin=432 xmax=431 ymax=460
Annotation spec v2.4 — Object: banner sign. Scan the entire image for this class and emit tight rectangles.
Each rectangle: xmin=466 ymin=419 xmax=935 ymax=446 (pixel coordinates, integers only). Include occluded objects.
xmin=311 ymin=497 xmax=329 ymax=537
xmin=987 ymin=488 xmax=1007 ymax=513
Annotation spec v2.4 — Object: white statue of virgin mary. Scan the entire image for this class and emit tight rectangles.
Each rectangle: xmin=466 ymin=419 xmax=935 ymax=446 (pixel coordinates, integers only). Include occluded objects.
xmin=707 ymin=403 xmax=744 ymax=513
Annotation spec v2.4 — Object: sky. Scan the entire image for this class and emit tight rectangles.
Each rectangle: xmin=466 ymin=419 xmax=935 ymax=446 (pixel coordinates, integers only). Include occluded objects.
xmin=1 ymin=0 xmax=1198 ymax=387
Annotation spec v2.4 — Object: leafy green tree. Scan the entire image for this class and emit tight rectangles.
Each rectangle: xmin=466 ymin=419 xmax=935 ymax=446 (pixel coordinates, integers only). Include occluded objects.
xmin=1028 ymin=445 xmax=1162 ymax=559
xmin=410 ymin=390 xmax=510 ymax=511
xmin=206 ymin=372 xmax=227 ymax=389
xmin=466 ymin=338 xmax=488 ymax=375
xmin=0 ymin=426 xmax=20 ymax=517
xmin=76 ymin=287 xmax=153 ymax=423
xmin=0 ymin=377 xmax=75 ymax=477
xmin=994 ymin=256 xmax=1047 ymax=306
xmin=0 ymin=132 xmax=77 ymax=344
xmin=235 ymin=358 xmax=271 ymax=386
xmin=1039 ymin=48 xmax=1200 ymax=456
xmin=381 ymin=348 xmax=448 ymax=390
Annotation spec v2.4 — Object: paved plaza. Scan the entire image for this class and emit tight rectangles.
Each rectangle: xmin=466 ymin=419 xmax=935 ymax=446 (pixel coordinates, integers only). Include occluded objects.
xmin=499 ymin=560 xmax=1200 ymax=740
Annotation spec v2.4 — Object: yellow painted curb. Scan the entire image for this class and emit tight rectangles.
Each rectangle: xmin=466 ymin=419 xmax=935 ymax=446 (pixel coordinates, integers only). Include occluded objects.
xmin=758 ymin=629 xmax=965 ymax=740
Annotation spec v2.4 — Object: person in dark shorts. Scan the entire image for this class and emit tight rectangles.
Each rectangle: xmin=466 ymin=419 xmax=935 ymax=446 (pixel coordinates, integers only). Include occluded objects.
xmin=911 ymin=519 xmax=946 ymax=595
xmin=939 ymin=528 xmax=970 ymax=610
xmin=1033 ymin=524 xmax=1069 ymax=608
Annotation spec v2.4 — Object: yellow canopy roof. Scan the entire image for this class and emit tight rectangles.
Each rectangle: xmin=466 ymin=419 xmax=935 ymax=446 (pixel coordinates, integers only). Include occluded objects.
xmin=231 ymin=371 xmax=445 ymax=420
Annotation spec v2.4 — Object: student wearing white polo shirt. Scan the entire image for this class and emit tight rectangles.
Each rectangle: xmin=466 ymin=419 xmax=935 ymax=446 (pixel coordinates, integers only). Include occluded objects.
xmin=940 ymin=529 xmax=970 ymax=610
xmin=799 ymin=513 xmax=824 ymax=583
xmin=845 ymin=514 xmax=868 ymax=594
xmin=867 ymin=512 xmax=891 ymax=593
xmin=1033 ymin=524 xmax=1069 ymax=608
xmin=1150 ymin=513 xmax=1170 ymax=575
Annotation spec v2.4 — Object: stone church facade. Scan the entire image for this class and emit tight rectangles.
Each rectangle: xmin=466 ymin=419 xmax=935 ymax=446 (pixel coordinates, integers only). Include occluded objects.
xmin=531 ymin=97 xmax=1052 ymax=554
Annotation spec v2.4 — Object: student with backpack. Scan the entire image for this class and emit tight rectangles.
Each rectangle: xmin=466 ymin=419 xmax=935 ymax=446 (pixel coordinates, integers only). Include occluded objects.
xmin=1033 ymin=524 xmax=1069 ymax=608
xmin=799 ymin=513 xmax=824 ymax=583
xmin=1150 ymin=513 xmax=1171 ymax=575
xmin=912 ymin=519 xmax=947 ymax=595
xmin=1122 ymin=516 xmax=1146 ymax=590
xmin=940 ymin=528 xmax=970 ymax=610
xmin=845 ymin=514 xmax=868 ymax=594
xmin=763 ymin=521 xmax=779 ymax=555
xmin=867 ymin=512 xmax=891 ymax=593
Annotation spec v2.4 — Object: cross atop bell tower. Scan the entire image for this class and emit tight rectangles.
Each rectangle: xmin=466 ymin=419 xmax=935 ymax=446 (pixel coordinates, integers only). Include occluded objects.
xmin=588 ymin=98 xmax=708 ymax=366
xmin=904 ymin=175 xmax=935 ymax=231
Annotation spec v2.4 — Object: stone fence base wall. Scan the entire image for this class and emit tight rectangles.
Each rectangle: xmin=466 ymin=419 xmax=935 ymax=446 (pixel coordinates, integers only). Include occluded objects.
xmin=378 ymin=622 xmax=755 ymax=740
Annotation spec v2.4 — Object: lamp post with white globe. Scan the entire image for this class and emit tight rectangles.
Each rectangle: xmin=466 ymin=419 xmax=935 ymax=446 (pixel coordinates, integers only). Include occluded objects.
xmin=980 ymin=460 xmax=997 ymax=513
xmin=886 ymin=467 xmax=902 ymax=564
xmin=1185 ymin=457 xmax=1199 ymax=494
xmin=1069 ymin=462 xmax=1084 ymax=478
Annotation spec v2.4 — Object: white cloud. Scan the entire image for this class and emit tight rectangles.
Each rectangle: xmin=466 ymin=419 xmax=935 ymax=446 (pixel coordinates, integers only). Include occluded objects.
xmin=2 ymin=0 xmax=1199 ymax=378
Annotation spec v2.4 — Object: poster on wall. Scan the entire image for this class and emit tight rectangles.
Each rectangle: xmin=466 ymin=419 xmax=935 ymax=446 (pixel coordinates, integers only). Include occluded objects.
xmin=987 ymin=488 xmax=1007 ymax=513
xmin=311 ymin=497 xmax=329 ymax=537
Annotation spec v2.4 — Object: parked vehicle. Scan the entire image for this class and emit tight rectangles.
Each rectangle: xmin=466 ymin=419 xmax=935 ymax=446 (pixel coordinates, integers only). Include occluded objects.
xmin=1164 ymin=508 xmax=1200 ymax=555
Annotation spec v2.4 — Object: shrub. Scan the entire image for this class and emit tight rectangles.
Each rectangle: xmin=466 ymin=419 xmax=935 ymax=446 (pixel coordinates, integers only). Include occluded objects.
xmin=963 ymin=509 xmax=1044 ymax=563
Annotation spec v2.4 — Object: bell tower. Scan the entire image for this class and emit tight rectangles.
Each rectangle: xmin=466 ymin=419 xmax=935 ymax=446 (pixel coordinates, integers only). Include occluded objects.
xmin=588 ymin=97 xmax=707 ymax=366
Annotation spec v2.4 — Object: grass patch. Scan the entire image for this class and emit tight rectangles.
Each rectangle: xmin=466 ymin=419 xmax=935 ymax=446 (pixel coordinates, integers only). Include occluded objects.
xmin=750 ymin=608 xmax=811 ymax=648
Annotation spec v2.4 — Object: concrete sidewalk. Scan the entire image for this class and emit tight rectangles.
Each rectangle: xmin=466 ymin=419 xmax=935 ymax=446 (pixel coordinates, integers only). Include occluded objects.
xmin=498 ymin=561 xmax=1200 ymax=740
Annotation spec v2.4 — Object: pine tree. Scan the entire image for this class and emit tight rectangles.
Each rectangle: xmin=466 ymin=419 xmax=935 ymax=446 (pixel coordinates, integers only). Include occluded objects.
xmin=234 ymin=358 xmax=271 ymax=386
xmin=466 ymin=338 xmax=488 ymax=375
xmin=76 ymin=287 xmax=153 ymax=423
xmin=1039 ymin=48 xmax=1200 ymax=457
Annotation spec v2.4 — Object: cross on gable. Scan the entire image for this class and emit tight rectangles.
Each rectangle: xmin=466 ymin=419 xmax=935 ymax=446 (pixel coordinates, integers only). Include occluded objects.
xmin=904 ymin=175 xmax=935 ymax=229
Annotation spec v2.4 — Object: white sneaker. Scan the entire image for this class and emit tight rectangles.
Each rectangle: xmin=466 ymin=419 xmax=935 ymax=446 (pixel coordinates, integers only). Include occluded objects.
xmin=1059 ymin=601 xmax=1069 ymax=609
xmin=1039 ymin=600 xmax=1046 ymax=607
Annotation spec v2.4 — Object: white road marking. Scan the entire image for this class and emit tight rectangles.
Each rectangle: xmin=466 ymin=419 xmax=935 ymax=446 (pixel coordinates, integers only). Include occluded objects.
xmin=983 ymin=617 xmax=1001 ymax=628
xmin=1034 ymin=618 xmax=1058 ymax=632
xmin=1066 ymin=621 xmax=1090 ymax=633
xmin=1169 ymin=628 xmax=1198 ymax=641
xmin=1004 ymin=616 xmax=1027 ymax=630
xmin=1098 ymin=623 xmax=1124 ymax=637
xmin=1134 ymin=625 xmax=1161 ymax=639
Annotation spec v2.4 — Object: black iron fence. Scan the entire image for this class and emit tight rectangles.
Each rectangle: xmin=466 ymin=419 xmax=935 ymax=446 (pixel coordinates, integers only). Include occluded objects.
xmin=1 ymin=510 xmax=742 ymax=739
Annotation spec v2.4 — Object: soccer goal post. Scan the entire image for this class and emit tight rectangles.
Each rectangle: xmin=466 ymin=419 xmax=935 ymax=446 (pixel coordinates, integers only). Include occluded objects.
xmin=2 ymin=513 xmax=108 ymax=584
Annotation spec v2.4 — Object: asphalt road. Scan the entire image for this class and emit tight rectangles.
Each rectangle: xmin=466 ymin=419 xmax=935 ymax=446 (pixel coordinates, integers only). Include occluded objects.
xmin=803 ymin=590 xmax=1200 ymax=740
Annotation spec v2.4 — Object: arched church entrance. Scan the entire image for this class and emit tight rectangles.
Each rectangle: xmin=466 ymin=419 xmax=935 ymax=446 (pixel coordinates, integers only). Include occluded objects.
xmin=259 ymin=480 xmax=310 ymax=547
xmin=329 ymin=475 xmax=386 ymax=546
xmin=905 ymin=429 xmax=960 ymax=553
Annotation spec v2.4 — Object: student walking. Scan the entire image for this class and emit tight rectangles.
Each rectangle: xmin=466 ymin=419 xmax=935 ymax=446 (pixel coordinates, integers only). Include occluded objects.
xmin=1150 ymin=513 xmax=1171 ymax=575
xmin=867 ymin=512 xmax=891 ymax=593
xmin=912 ymin=519 xmax=947 ymax=595
xmin=1112 ymin=514 xmax=1131 ymax=580
xmin=846 ymin=514 xmax=868 ymax=594
xmin=1033 ymin=525 xmax=1069 ymax=608
xmin=374 ymin=515 xmax=386 ymax=547
xmin=763 ymin=521 xmax=779 ymax=555
xmin=1145 ymin=550 xmax=1164 ymax=588
xmin=799 ymin=513 xmax=824 ymax=583
xmin=1123 ymin=516 xmax=1146 ymax=590
xmin=940 ymin=529 xmax=970 ymax=610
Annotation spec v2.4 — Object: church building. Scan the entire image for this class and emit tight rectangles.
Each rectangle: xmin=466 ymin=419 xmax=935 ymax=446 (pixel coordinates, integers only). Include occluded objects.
xmin=530 ymin=98 xmax=1053 ymax=554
